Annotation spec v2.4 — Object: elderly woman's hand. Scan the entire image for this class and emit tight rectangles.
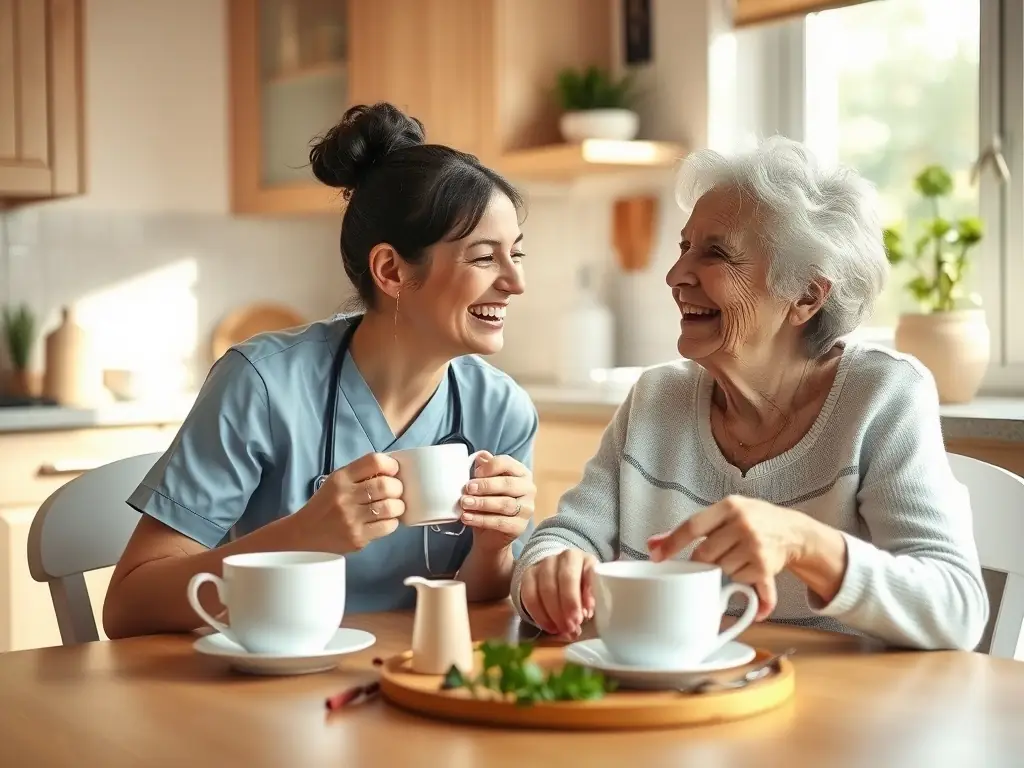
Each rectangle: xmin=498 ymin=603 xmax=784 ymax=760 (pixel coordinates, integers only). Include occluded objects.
xmin=519 ymin=549 xmax=598 ymax=637
xmin=647 ymin=495 xmax=815 ymax=621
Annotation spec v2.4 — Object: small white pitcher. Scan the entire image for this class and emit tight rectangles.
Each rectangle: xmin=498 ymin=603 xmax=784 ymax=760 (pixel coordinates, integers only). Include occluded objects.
xmin=404 ymin=576 xmax=474 ymax=675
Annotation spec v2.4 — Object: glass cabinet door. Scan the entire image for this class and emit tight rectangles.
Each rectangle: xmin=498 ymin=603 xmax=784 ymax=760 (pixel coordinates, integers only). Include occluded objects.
xmin=256 ymin=0 xmax=348 ymax=189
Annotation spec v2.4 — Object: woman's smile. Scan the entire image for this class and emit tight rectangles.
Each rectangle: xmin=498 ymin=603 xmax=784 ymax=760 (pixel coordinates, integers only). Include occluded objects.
xmin=468 ymin=301 xmax=508 ymax=330
xmin=677 ymin=299 xmax=722 ymax=334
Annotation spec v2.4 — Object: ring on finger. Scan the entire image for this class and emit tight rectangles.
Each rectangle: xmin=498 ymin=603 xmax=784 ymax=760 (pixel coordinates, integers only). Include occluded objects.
xmin=366 ymin=486 xmax=379 ymax=516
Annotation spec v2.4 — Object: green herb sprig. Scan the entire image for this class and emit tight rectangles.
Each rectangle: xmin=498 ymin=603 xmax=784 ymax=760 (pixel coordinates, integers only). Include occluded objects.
xmin=440 ymin=640 xmax=615 ymax=706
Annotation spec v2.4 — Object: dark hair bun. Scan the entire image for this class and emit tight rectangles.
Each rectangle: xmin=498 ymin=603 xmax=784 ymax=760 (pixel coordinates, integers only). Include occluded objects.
xmin=309 ymin=102 xmax=425 ymax=191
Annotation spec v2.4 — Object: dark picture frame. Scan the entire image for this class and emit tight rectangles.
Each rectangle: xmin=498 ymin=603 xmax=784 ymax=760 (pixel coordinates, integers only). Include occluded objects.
xmin=624 ymin=0 xmax=652 ymax=65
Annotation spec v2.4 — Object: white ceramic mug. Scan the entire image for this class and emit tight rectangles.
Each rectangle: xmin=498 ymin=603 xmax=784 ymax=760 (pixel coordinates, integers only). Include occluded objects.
xmin=592 ymin=560 xmax=759 ymax=669
xmin=389 ymin=444 xmax=483 ymax=527
xmin=186 ymin=551 xmax=346 ymax=655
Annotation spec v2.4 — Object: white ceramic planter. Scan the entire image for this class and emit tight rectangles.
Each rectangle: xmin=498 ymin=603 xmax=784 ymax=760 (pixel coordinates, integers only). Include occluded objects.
xmin=893 ymin=309 xmax=990 ymax=403
xmin=559 ymin=109 xmax=640 ymax=142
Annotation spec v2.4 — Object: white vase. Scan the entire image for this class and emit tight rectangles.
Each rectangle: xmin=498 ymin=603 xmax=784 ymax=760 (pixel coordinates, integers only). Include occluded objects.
xmin=559 ymin=109 xmax=640 ymax=142
xmin=893 ymin=309 xmax=990 ymax=404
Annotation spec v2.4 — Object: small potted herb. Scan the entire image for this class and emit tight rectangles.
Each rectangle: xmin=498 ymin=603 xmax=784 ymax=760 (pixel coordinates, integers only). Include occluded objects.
xmin=555 ymin=65 xmax=639 ymax=143
xmin=2 ymin=303 xmax=37 ymax=398
xmin=884 ymin=164 xmax=987 ymax=403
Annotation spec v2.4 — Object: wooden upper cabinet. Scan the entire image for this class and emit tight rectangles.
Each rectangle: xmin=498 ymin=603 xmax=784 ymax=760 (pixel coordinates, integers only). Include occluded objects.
xmin=346 ymin=0 xmax=495 ymax=159
xmin=0 ymin=0 xmax=85 ymax=205
xmin=228 ymin=0 xmax=352 ymax=214
xmin=227 ymin=0 xmax=622 ymax=216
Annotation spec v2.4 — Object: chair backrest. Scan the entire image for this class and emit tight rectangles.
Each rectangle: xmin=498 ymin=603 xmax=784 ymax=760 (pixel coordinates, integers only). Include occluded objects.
xmin=26 ymin=452 xmax=160 ymax=645
xmin=947 ymin=452 xmax=1024 ymax=660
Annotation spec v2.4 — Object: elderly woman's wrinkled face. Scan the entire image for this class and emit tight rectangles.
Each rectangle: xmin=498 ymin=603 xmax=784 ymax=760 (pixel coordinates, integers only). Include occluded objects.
xmin=666 ymin=186 xmax=790 ymax=363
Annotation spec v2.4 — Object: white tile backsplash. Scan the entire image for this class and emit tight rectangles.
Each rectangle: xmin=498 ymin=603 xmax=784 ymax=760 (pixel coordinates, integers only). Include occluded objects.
xmin=1 ymin=207 xmax=345 ymax=390
xmin=0 ymin=191 xmax=688 ymax=390
xmin=0 ymin=180 xmax=699 ymax=389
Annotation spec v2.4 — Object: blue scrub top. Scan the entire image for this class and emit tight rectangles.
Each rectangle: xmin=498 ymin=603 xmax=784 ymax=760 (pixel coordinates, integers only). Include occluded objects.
xmin=127 ymin=315 xmax=539 ymax=612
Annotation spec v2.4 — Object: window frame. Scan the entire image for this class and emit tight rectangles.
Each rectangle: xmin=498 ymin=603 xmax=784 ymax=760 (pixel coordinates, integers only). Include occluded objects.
xmin=734 ymin=0 xmax=1024 ymax=395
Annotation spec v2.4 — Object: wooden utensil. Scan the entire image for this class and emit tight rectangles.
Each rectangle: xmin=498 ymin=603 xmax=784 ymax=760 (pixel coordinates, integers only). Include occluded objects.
xmin=612 ymin=195 xmax=658 ymax=272
xmin=211 ymin=302 xmax=307 ymax=361
xmin=378 ymin=645 xmax=795 ymax=730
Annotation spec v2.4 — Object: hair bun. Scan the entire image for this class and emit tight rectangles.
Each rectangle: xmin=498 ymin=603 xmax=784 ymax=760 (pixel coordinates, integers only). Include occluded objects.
xmin=309 ymin=102 xmax=425 ymax=191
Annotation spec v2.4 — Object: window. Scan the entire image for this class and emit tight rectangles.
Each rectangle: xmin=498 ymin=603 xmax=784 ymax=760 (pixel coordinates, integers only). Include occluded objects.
xmin=732 ymin=0 xmax=1024 ymax=391
xmin=804 ymin=0 xmax=980 ymax=328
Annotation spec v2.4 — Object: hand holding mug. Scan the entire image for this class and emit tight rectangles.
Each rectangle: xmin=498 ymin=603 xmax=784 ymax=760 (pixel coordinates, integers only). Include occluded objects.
xmin=301 ymin=452 xmax=405 ymax=554
xmin=518 ymin=549 xmax=598 ymax=637
xmin=460 ymin=452 xmax=535 ymax=550
xmin=648 ymin=495 xmax=811 ymax=620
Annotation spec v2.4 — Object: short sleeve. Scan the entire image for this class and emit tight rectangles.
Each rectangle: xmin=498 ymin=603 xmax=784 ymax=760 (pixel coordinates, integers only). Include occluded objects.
xmin=497 ymin=388 xmax=539 ymax=470
xmin=496 ymin=386 xmax=540 ymax=558
xmin=127 ymin=350 xmax=274 ymax=548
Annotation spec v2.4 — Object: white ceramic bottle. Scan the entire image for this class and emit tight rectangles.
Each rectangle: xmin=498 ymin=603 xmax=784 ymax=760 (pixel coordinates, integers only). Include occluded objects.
xmin=557 ymin=264 xmax=615 ymax=386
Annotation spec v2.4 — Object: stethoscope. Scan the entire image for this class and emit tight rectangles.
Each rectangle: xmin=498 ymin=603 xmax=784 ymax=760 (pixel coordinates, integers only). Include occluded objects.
xmin=311 ymin=316 xmax=473 ymax=573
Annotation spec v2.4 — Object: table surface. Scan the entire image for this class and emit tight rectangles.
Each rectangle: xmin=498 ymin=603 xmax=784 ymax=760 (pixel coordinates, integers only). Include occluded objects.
xmin=1 ymin=602 xmax=1022 ymax=768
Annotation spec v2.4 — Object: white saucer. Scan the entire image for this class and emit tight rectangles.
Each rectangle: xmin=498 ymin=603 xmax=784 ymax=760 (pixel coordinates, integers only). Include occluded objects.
xmin=193 ymin=628 xmax=377 ymax=676
xmin=563 ymin=639 xmax=757 ymax=690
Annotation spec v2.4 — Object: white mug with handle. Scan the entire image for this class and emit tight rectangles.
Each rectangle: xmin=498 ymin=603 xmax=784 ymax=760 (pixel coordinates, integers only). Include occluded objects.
xmin=592 ymin=559 xmax=760 ymax=669
xmin=389 ymin=443 xmax=486 ymax=527
xmin=186 ymin=551 xmax=346 ymax=656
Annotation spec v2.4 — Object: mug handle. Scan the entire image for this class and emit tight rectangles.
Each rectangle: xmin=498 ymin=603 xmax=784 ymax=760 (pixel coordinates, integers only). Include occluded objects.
xmin=187 ymin=572 xmax=235 ymax=642
xmin=711 ymin=582 xmax=760 ymax=653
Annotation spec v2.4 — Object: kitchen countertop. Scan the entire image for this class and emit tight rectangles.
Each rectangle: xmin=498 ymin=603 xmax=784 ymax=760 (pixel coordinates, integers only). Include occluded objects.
xmin=0 ymin=395 xmax=197 ymax=433
xmin=4 ymin=383 xmax=1024 ymax=444
xmin=522 ymin=382 xmax=1024 ymax=443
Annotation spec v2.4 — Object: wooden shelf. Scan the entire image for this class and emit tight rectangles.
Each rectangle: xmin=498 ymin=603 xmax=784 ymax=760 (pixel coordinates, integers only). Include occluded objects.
xmin=265 ymin=62 xmax=347 ymax=88
xmin=496 ymin=140 xmax=687 ymax=182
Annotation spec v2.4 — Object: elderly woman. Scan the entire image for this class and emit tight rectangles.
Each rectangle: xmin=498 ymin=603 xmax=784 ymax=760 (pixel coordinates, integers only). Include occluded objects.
xmin=512 ymin=137 xmax=988 ymax=651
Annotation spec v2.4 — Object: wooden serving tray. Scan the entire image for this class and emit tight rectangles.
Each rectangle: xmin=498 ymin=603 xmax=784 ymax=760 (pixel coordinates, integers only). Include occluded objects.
xmin=378 ymin=645 xmax=795 ymax=730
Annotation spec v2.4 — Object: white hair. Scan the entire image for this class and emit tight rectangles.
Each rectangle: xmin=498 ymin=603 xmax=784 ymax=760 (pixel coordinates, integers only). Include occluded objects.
xmin=675 ymin=136 xmax=889 ymax=358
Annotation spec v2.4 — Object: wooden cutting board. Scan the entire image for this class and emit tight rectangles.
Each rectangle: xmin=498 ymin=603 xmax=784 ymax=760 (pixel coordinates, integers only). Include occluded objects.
xmin=613 ymin=195 xmax=658 ymax=272
xmin=211 ymin=303 xmax=307 ymax=361
xmin=378 ymin=645 xmax=795 ymax=730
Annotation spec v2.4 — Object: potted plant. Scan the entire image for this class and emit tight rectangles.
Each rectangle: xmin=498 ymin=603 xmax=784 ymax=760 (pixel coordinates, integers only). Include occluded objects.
xmin=2 ymin=303 xmax=37 ymax=398
xmin=884 ymin=164 xmax=987 ymax=404
xmin=555 ymin=65 xmax=639 ymax=143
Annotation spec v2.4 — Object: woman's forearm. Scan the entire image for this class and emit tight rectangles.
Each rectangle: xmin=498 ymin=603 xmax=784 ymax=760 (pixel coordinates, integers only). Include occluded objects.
xmin=458 ymin=541 xmax=515 ymax=602
xmin=102 ymin=514 xmax=309 ymax=640
xmin=788 ymin=518 xmax=849 ymax=605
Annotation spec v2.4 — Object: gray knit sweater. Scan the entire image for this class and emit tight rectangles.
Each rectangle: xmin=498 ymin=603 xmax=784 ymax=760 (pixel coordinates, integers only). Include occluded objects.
xmin=512 ymin=343 xmax=989 ymax=650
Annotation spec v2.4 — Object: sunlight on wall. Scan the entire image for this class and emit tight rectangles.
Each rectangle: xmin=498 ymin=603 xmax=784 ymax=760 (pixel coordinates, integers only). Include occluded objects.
xmin=73 ymin=257 xmax=199 ymax=394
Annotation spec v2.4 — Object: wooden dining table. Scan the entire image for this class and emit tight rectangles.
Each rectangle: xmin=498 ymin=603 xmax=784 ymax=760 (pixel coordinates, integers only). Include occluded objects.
xmin=0 ymin=600 xmax=1022 ymax=768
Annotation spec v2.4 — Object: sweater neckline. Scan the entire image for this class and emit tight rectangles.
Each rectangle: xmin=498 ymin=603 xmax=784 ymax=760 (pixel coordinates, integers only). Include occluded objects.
xmin=695 ymin=342 xmax=858 ymax=480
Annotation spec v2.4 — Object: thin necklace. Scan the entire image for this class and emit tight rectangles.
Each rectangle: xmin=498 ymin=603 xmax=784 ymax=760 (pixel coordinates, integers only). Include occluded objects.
xmin=717 ymin=359 xmax=811 ymax=463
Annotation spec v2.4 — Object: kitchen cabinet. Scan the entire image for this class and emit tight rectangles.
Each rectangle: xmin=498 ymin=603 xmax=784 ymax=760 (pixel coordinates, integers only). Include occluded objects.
xmin=228 ymin=0 xmax=679 ymax=215
xmin=533 ymin=416 xmax=608 ymax=523
xmin=0 ymin=0 xmax=85 ymax=204
xmin=0 ymin=424 xmax=179 ymax=651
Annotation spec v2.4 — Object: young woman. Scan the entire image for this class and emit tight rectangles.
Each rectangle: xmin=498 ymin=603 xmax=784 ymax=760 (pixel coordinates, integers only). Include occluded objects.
xmin=103 ymin=102 xmax=538 ymax=639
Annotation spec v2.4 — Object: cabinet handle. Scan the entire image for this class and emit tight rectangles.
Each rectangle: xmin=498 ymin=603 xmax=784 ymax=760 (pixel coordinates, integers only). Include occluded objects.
xmin=37 ymin=460 xmax=105 ymax=477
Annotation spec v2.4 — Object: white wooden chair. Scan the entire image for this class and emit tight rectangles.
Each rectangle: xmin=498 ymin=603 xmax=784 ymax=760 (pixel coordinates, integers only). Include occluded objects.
xmin=948 ymin=452 xmax=1024 ymax=660
xmin=26 ymin=452 xmax=160 ymax=645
